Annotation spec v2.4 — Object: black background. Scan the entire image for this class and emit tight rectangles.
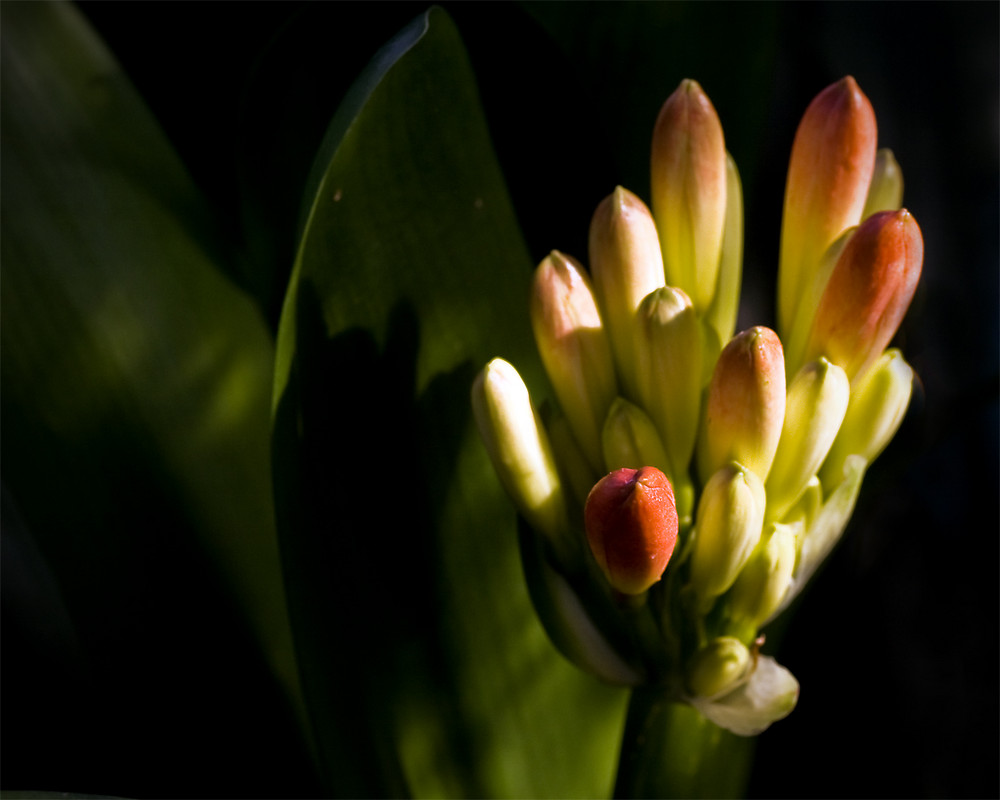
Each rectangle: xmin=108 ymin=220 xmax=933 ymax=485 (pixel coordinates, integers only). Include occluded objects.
xmin=5 ymin=2 xmax=998 ymax=798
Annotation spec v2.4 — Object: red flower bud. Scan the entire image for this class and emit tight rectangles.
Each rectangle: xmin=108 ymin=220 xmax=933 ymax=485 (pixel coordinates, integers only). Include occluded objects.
xmin=584 ymin=466 xmax=679 ymax=595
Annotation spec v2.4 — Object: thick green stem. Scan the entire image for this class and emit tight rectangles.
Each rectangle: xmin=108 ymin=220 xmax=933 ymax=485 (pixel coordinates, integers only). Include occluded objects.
xmin=613 ymin=686 xmax=755 ymax=799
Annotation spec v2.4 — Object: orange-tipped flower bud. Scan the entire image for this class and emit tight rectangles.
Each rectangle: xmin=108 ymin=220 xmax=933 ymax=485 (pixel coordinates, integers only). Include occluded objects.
xmin=778 ymin=77 xmax=877 ymax=362
xmin=697 ymin=327 xmax=786 ymax=483
xmin=805 ymin=209 xmax=923 ymax=382
xmin=531 ymin=250 xmax=618 ymax=472
xmin=651 ymin=79 xmax=727 ymax=310
xmin=589 ymin=187 xmax=666 ymax=397
xmin=584 ymin=466 xmax=679 ymax=595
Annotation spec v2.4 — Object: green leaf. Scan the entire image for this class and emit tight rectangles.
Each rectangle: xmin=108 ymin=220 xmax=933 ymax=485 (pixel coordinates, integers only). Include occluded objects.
xmin=272 ymin=7 xmax=627 ymax=797
xmin=1 ymin=0 xmax=301 ymax=726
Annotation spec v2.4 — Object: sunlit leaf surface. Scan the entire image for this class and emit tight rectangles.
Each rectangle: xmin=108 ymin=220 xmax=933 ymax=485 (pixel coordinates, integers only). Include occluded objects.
xmin=272 ymin=7 xmax=628 ymax=797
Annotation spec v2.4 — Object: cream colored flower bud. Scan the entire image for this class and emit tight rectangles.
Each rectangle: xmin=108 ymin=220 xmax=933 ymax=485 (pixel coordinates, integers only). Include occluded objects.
xmin=589 ymin=187 xmax=666 ymax=396
xmin=703 ymin=153 xmax=744 ymax=352
xmin=686 ymin=637 xmax=751 ymax=699
xmin=651 ymin=79 xmax=727 ymax=310
xmin=862 ymin=148 xmax=904 ymax=219
xmin=471 ymin=358 xmax=568 ymax=546
xmin=697 ymin=327 xmax=786 ymax=484
xmin=531 ymin=251 xmax=618 ymax=472
xmin=727 ymin=522 xmax=797 ymax=631
xmin=634 ymin=286 xmax=702 ymax=485
xmin=820 ymin=349 xmax=913 ymax=490
xmin=601 ymin=397 xmax=671 ymax=477
xmin=765 ymin=358 xmax=850 ymax=522
xmin=689 ymin=462 xmax=766 ymax=607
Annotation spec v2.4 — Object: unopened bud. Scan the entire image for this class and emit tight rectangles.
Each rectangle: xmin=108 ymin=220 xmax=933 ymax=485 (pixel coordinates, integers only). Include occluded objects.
xmin=766 ymin=358 xmax=850 ymax=522
xmin=531 ymin=251 xmax=618 ymax=472
xmin=727 ymin=523 xmax=797 ymax=631
xmin=805 ymin=209 xmax=923 ymax=383
xmin=584 ymin=467 xmax=679 ymax=595
xmin=820 ymin=348 xmax=914 ymax=490
xmin=703 ymin=153 xmax=745 ymax=351
xmin=686 ymin=637 xmax=751 ymax=699
xmin=862 ymin=148 xmax=904 ymax=219
xmin=472 ymin=358 xmax=568 ymax=545
xmin=634 ymin=286 xmax=702 ymax=486
xmin=651 ymin=79 xmax=727 ymax=310
xmin=589 ymin=187 xmax=666 ymax=396
xmin=601 ymin=397 xmax=671 ymax=477
xmin=689 ymin=462 xmax=766 ymax=607
xmin=697 ymin=327 xmax=786 ymax=483
xmin=778 ymin=76 xmax=877 ymax=343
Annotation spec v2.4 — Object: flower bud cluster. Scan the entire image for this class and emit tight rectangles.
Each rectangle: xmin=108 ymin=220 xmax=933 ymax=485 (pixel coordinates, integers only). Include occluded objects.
xmin=472 ymin=77 xmax=922 ymax=735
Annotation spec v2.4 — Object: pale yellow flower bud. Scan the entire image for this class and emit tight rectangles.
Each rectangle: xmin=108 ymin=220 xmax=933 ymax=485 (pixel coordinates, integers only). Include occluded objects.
xmin=530 ymin=251 xmax=618 ymax=472
xmin=819 ymin=349 xmax=914 ymax=490
xmin=601 ymin=397 xmax=671 ymax=477
xmin=703 ymin=153 xmax=745 ymax=352
xmin=727 ymin=522 xmax=797 ymax=632
xmin=471 ymin=358 xmax=568 ymax=547
xmin=686 ymin=637 xmax=751 ymax=699
xmin=862 ymin=148 xmax=904 ymax=219
xmin=766 ymin=358 xmax=850 ymax=522
xmin=634 ymin=286 xmax=702 ymax=487
xmin=589 ymin=186 xmax=666 ymax=396
xmin=651 ymin=79 xmax=727 ymax=310
xmin=689 ymin=462 xmax=766 ymax=608
xmin=697 ymin=327 xmax=786 ymax=484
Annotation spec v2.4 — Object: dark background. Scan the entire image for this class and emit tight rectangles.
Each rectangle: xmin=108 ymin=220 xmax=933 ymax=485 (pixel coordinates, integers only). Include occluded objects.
xmin=5 ymin=2 xmax=998 ymax=798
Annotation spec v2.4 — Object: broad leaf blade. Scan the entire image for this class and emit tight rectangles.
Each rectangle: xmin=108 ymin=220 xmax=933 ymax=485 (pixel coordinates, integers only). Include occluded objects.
xmin=1 ymin=1 xmax=305 ymax=783
xmin=273 ymin=7 xmax=627 ymax=797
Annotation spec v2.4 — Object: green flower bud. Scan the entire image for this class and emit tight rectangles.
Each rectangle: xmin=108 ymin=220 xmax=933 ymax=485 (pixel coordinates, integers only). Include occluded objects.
xmin=634 ymin=286 xmax=702 ymax=487
xmin=766 ymin=358 xmax=850 ymax=522
xmin=601 ymin=397 xmax=671 ymax=477
xmin=585 ymin=467 xmax=679 ymax=596
xmin=689 ymin=462 xmax=766 ymax=608
xmin=471 ymin=358 xmax=568 ymax=548
xmin=819 ymin=348 xmax=913 ymax=490
xmin=530 ymin=250 xmax=618 ymax=473
xmin=651 ymin=79 xmax=728 ymax=310
xmin=686 ymin=637 xmax=751 ymax=699
xmin=727 ymin=522 xmax=797 ymax=631
xmin=589 ymin=186 xmax=666 ymax=397
xmin=545 ymin=409 xmax=599 ymax=513
xmin=862 ymin=148 xmax=904 ymax=219
xmin=697 ymin=327 xmax=786 ymax=484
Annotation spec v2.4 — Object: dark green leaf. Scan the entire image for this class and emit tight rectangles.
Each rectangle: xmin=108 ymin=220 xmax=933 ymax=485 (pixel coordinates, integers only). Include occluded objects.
xmin=272 ymin=7 xmax=627 ymax=797
xmin=1 ymin=2 xmax=307 ymax=788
